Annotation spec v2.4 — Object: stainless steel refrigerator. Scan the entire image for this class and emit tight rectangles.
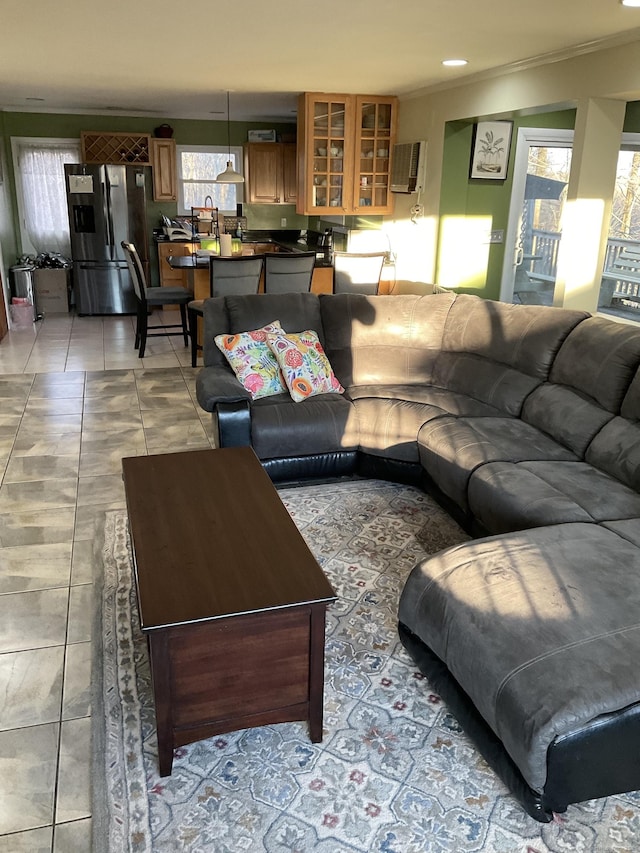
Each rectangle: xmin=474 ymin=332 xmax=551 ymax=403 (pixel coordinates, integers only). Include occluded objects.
xmin=65 ymin=164 xmax=148 ymax=314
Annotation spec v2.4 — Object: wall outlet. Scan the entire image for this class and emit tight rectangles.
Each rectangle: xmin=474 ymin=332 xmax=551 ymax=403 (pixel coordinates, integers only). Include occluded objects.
xmin=489 ymin=229 xmax=504 ymax=243
xmin=280 ymin=217 xmax=287 ymax=227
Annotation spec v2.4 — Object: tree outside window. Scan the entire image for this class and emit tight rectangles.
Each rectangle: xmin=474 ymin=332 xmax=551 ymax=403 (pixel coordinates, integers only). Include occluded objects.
xmin=177 ymin=146 xmax=244 ymax=216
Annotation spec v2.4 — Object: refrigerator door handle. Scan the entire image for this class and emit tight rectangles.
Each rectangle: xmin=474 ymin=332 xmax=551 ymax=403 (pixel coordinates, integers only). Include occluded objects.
xmin=102 ymin=178 xmax=115 ymax=251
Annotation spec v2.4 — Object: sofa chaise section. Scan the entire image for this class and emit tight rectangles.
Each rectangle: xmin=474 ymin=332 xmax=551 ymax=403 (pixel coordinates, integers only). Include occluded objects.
xmin=398 ymin=521 xmax=640 ymax=821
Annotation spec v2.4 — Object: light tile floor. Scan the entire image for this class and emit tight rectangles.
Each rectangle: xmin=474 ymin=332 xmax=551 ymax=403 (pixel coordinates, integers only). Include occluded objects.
xmin=0 ymin=310 xmax=213 ymax=851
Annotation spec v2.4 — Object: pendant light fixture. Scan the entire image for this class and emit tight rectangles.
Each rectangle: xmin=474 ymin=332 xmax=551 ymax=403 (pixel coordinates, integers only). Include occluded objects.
xmin=215 ymin=91 xmax=244 ymax=183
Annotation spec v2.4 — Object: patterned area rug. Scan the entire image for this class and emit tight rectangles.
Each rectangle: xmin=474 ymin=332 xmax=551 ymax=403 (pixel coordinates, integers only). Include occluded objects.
xmin=93 ymin=480 xmax=640 ymax=852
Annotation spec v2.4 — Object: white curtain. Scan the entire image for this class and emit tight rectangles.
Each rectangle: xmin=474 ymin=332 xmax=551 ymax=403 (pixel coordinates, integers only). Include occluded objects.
xmin=17 ymin=142 xmax=80 ymax=256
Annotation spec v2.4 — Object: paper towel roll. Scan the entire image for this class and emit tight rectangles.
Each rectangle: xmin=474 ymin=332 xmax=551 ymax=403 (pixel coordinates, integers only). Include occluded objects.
xmin=220 ymin=234 xmax=233 ymax=257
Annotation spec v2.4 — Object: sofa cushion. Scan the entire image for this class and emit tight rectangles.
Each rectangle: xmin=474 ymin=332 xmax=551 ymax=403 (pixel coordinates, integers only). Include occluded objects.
xmin=430 ymin=352 xmax=542 ymax=417
xmin=349 ymin=385 xmax=505 ymax=463
xmin=585 ymin=416 xmax=640 ymax=492
xmin=431 ymin=295 xmax=588 ymax=416
xmin=352 ymin=398 xmax=447 ymax=462
xmin=621 ymin=367 xmax=640 ymax=420
xmin=346 ymin=384 xmax=503 ymax=416
xmin=549 ymin=316 xmax=640 ymax=413
xmin=601 ymin=518 xmax=640 ymax=548
xmin=398 ymin=522 xmax=640 ymax=793
xmin=467 ymin=460 xmax=640 ymax=533
xmin=417 ymin=416 xmax=578 ymax=509
xmin=320 ymin=292 xmax=455 ymax=388
xmin=521 ymin=384 xmax=614 ymax=457
xmin=250 ymin=393 xmax=358 ymax=459
xmin=203 ymin=293 xmax=325 ymax=369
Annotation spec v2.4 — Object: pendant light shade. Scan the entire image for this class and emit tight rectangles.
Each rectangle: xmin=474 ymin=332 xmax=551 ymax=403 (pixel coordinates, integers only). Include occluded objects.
xmin=216 ymin=91 xmax=245 ymax=183
xmin=216 ymin=161 xmax=244 ymax=183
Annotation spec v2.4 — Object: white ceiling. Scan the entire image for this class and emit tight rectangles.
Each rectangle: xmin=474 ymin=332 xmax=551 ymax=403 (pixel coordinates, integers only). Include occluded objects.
xmin=2 ymin=0 xmax=640 ymax=121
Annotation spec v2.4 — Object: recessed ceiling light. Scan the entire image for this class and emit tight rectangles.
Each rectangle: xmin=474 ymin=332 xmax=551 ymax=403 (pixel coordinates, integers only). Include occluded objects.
xmin=621 ymin=0 xmax=640 ymax=6
xmin=442 ymin=59 xmax=468 ymax=67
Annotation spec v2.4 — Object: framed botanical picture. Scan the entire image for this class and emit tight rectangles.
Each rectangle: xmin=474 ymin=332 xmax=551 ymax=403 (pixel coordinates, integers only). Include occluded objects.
xmin=469 ymin=121 xmax=513 ymax=180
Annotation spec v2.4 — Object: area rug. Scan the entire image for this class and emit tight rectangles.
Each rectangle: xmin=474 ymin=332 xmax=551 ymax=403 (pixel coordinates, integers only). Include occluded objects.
xmin=93 ymin=479 xmax=640 ymax=852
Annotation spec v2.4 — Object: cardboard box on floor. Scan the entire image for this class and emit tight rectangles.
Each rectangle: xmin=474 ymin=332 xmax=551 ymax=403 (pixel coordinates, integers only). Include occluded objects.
xmin=34 ymin=269 xmax=70 ymax=314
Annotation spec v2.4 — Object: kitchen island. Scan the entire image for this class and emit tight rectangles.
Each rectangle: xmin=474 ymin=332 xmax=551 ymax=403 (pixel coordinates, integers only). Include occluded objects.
xmin=157 ymin=228 xmax=396 ymax=300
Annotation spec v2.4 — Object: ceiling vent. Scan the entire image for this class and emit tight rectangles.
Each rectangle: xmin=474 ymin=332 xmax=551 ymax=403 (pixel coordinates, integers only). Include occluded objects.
xmin=390 ymin=141 xmax=425 ymax=193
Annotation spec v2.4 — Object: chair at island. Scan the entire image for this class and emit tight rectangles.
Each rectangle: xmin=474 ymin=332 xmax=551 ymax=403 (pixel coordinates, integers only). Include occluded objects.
xmin=264 ymin=251 xmax=316 ymax=294
xmin=188 ymin=256 xmax=264 ymax=367
xmin=332 ymin=251 xmax=386 ymax=295
xmin=121 ymin=241 xmax=192 ymax=359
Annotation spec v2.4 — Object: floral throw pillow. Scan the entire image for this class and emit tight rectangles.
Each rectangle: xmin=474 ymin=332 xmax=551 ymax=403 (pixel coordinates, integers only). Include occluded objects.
xmin=214 ymin=321 xmax=286 ymax=400
xmin=266 ymin=330 xmax=344 ymax=402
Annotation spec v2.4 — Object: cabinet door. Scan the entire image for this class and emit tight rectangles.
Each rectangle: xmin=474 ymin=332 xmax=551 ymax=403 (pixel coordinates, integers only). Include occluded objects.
xmin=281 ymin=143 xmax=297 ymax=205
xmin=352 ymin=96 xmax=397 ymax=215
xmin=298 ymin=93 xmax=355 ymax=215
xmin=151 ymin=139 xmax=177 ymax=202
xmin=245 ymin=143 xmax=282 ymax=204
xmin=157 ymin=242 xmax=196 ymax=300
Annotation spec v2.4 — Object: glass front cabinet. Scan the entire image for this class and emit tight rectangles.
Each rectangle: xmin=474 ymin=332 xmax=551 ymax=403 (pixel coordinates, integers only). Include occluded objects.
xmin=297 ymin=93 xmax=398 ymax=216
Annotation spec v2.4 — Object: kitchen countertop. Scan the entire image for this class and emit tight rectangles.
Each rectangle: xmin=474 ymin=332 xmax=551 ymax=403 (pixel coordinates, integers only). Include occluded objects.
xmin=157 ymin=229 xmax=333 ymax=267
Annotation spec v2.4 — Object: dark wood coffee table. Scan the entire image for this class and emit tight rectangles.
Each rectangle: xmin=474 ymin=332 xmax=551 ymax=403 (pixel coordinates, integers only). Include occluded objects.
xmin=122 ymin=446 xmax=336 ymax=776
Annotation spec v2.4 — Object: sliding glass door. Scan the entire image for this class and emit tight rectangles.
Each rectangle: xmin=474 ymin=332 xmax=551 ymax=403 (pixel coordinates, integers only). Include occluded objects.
xmin=500 ymin=129 xmax=573 ymax=305
xmin=597 ymin=135 xmax=640 ymax=323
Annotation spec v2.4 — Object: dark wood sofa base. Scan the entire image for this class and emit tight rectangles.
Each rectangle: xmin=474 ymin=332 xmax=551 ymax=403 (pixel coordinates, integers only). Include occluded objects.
xmin=398 ymin=622 xmax=640 ymax=823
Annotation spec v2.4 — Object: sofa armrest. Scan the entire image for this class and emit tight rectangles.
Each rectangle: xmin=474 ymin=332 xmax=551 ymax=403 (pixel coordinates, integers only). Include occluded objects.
xmin=217 ymin=400 xmax=252 ymax=448
xmin=195 ymin=366 xmax=251 ymax=413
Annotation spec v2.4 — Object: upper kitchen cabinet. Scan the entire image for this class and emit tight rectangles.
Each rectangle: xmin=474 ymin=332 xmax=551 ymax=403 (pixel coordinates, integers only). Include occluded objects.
xmin=151 ymin=138 xmax=177 ymax=202
xmin=354 ymin=96 xmax=397 ymax=214
xmin=296 ymin=92 xmax=397 ymax=216
xmin=244 ymin=142 xmax=297 ymax=204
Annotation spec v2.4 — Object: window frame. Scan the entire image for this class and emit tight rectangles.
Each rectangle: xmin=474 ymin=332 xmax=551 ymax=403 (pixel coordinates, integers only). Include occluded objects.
xmin=176 ymin=144 xmax=244 ymax=216
xmin=11 ymin=136 xmax=81 ymax=256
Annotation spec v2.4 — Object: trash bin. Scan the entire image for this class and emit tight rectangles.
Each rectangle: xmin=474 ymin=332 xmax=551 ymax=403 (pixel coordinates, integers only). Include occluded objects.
xmin=9 ymin=264 xmax=38 ymax=322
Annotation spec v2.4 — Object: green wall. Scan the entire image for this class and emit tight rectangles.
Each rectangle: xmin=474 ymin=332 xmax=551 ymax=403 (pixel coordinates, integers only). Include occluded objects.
xmin=438 ymin=109 xmax=577 ymax=299
xmin=437 ymin=100 xmax=640 ymax=300
xmin=0 ymin=111 xmax=297 ymax=286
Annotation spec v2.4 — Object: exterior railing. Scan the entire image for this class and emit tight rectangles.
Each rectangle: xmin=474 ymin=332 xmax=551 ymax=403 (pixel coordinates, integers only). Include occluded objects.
xmin=521 ymin=230 xmax=640 ymax=316
xmin=526 ymin=231 xmax=639 ymax=279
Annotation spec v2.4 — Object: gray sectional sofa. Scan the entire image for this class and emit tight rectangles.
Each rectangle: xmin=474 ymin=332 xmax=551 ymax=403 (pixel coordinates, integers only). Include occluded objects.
xmin=195 ymin=290 xmax=640 ymax=821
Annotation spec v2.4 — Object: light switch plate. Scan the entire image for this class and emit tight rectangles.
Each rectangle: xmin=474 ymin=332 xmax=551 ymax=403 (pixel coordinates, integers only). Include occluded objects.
xmin=489 ymin=229 xmax=504 ymax=243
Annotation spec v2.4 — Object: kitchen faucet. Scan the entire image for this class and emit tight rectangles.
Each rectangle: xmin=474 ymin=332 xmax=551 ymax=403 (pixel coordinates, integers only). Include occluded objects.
xmin=202 ymin=195 xmax=219 ymax=238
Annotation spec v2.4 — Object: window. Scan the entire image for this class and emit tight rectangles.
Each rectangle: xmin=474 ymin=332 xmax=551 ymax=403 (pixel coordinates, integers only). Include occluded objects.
xmin=176 ymin=145 xmax=244 ymax=216
xmin=11 ymin=137 xmax=80 ymax=256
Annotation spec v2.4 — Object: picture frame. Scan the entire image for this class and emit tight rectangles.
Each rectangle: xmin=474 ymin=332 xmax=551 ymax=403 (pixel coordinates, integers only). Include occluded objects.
xmin=469 ymin=120 xmax=513 ymax=180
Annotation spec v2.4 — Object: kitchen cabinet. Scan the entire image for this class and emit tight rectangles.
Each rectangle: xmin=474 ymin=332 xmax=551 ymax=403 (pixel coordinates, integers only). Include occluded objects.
xmin=296 ymin=93 xmax=397 ymax=216
xmin=244 ymin=143 xmax=297 ymax=205
xmin=157 ymin=242 xmax=196 ymax=308
xmin=151 ymin=138 xmax=177 ymax=202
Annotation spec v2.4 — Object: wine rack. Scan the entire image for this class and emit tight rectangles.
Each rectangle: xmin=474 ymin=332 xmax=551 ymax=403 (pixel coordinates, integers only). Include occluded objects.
xmin=81 ymin=131 xmax=152 ymax=165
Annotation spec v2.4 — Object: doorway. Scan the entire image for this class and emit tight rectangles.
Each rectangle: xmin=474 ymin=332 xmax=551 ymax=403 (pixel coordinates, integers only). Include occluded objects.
xmin=500 ymin=128 xmax=573 ymax=305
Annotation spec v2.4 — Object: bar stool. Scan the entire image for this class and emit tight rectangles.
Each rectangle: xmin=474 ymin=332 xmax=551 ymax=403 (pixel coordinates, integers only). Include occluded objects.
xmin=188 ymin=256 xmax=264 ymax=367
xmin=264 ymin=252 xmax=316 ymax=293
xmin=121 ymin=241 xmax=192 ymax=358
xmin=332 ymin=251 xmax=386 ymax=296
